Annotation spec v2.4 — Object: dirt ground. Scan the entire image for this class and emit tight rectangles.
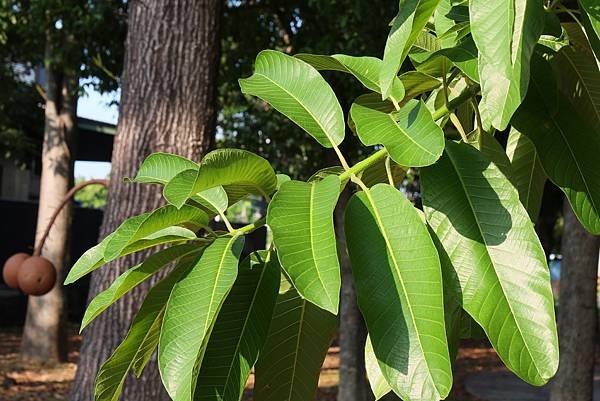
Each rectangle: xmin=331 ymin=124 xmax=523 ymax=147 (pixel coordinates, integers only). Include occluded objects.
xmin=0 ymin=326 xmax=501 ymax=401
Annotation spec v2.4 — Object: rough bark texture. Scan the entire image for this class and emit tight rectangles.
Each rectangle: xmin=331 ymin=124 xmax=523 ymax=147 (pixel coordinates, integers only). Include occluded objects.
xmin=549 ymin=200 xmax=599 ymax=401
xmin=335 ymin=188 xmax=371 ymax=401
xmin=69 ymin=1 xmax=222 ymax=400
xmin=20 ymin=40 xmax=78 ymax=362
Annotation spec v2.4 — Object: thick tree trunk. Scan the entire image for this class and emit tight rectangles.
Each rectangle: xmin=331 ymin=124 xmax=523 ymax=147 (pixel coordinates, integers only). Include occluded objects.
xmin=549 ymin=200 xmax=599 ymax=401
xmin=69 ymin=1 xmax=222 ymax=400
xmin=20 ymin=41 xmax=77 ymax=362
xmin=335 ymin=188 xmax=371 ymax=401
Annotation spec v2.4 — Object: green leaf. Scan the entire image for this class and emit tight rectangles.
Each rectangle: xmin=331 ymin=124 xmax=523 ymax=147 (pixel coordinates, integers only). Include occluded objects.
xmin=553 ymin=23 xmax=600 ymax=133
xmin=506 ymin=128 xmax=546 ymax=222
xmin=345 ymin=183 xmax=452 ymax=401
xmin=512 ymin=58 xmax=600 ymax=234
xmin=159 ymin=236 xmax=245 ymax=401
xmin=276 ymin=173 xmax=291 ymax=189
xmin=267 ymin=175 xmax=341 ymax=314
xmin=412 ymin=37 xmax=480 ymax=82
xmin=358 ymin=156 xmax=406 ymax=188
xmin=365 ymin=336 xmax=392 ymax=400
xmin=104 ymin=205 xmax=208 ymax=261
xmin=295 ymin=53 xmax=405 ymax=103
xmin=65 ymin=226 xmax=198 ymax=284
xmin=380 ymin=0 xmax=441 ymax=99
xmin=194 ymin=251 xmax=280 ymax=401
xmin=94 ymin=260 xmax=193 ymax=401
xmin=164 ymin=149 xmax=277 ymax=208
xmin=470 ymin=0 xmax=544 ymax=130
xmin=435 ymin=0 xmax=459 ymax=48
xmin=130 ymin=153 xmax=198 ymax=184
xmin=81 ymin=243 xmax=204 ymax=331
xmin=466 ymin=130 xmax=513 ymax=178
xmin=253 ymin=282 xmax=337 ymax=401
xmin=351 ymin=98 xmax=444 ymax=167
xmin=192 ymin=186 xmax=229 ymax=214
xmin=398 ymin=71 xmax=441 ymax=101
xmin=578 ymin=0 xmax=600 ymax=61
xmin=420 ymin=140 xmax=558 ymax=385
xmin=239 ymin=50 xmax=345 ymax=148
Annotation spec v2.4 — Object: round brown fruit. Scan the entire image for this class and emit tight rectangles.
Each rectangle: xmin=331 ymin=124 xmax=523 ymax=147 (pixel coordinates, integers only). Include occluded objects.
xmin=2 ymin=253 xmax=30 ymax=289
xmin=17 ymin=256 xmax=56 ymax=296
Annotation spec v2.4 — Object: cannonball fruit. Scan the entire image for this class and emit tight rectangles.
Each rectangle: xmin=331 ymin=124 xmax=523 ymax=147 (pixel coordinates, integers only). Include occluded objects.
xmin=17 ymin=256 xmax=56 ymax=296
xmin=2 ymin=253 xmax=30 ymax=288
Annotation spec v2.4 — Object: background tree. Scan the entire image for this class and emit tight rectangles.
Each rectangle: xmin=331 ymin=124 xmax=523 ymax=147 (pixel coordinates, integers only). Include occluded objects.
xmin=70 ymin=1 xmax=222 ymax=400
xmin=0 ymin=0 xmax=125 ymax=362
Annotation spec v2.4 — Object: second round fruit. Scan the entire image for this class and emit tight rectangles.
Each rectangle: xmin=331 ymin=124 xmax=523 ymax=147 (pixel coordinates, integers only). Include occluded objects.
xmin=17 ymin=256 xmax=56 ymax=296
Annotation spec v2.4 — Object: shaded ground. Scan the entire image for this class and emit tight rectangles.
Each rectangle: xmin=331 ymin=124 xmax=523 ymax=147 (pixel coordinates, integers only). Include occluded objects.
xmin=0 ymin=326 xmax=501 ymax=401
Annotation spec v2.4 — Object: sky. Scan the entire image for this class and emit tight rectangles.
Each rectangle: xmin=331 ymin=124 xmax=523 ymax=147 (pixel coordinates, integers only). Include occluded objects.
xmin=74 ymin=85 xmax=119 ymax=179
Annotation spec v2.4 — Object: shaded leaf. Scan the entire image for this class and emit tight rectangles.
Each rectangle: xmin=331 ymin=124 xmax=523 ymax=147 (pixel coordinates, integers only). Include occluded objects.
xmin=345 ymin=183 xmax=452 ymax=401
xmin=195 ymin=251 xmax=280 ymax=401
xmin=253 ymin=281 xmax=337 ymax=401
xmin=421 ymin=140 xmax=558 ymax=385
xmin=506 ymin=128 xmax=546 ymax=221
xmin=578 ymin=0 xmax=600 ymax=61
xmin=512 ymin=58 xmax=600 ymax=234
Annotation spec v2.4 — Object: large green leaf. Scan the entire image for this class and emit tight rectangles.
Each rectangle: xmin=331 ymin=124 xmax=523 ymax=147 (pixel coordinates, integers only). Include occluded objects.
xmin=81 ymin=243 xmax=204 ymax=331
xmin=420 ymin=140 xmax=558 ymax=385
xmin=380 ymin=0 xmax=441 ymax=99
xmin=267 ymin=175 xmax=341 ymax=314
xmin=365 ymin=336 xmax=392 ymax=400
xmin=159 ymin=236 xmax=245 ymax=401
xmin=164 ymin=149 xmax=277 ymax=208
xmin=578 ymin=0 xmax=600 ymax=61
xmin=512 ymin=58 xmax=600 ymax=234
xmin=239 ymin=50 xmax=345 ymax=148
xmin=351 ymin=98 xmax=444 ymax=167
xmin=104 ymin=205 xmax=208 ymax=261
xmin=130 ymin=153 xmax=198 ymax=184
xmin=94 ymin=260 xmax=193 ymax=401
xmin=195 ymin=251 xmax=280 ymax=401
xmin=553 ymin=23 xmax=600 ymax=133
xmin=253 ymin=282 xmax=337 ymax=401
xmin=470 ymin=0 xmax=544 ymax=130
xmin=295 ymin=53 xmax=405 ymax=103
xmin=506 ymin=128 xmax=546 ymax=221
xmin=65 ymin=226 xmax=198 ymax=284
xmin=345 ymin=183 xmax=452 ymax=401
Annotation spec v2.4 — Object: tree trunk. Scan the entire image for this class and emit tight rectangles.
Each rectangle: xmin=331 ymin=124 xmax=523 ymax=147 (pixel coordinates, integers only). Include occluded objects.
xmin=20 ymin=40 xmax=78 ymax=362
xmin=69 ymin=1 xmax=222 ymax=400
xmin=549 ymin=200 xmax=599 ymax=401
xmin=336 ymin=188 xmax=371 ymax=401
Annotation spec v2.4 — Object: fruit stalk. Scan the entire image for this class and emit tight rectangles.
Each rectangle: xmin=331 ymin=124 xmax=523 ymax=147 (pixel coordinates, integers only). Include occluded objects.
xmin=33 ymin=179 xmax=109 ymax=256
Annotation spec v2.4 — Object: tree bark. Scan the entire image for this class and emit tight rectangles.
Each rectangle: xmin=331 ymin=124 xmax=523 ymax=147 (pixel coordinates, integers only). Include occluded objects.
xmin=549 ymin=200 xmax=599 ymax=401
xmin=20 ymin=39 xmax=78 ymax=362
xmin=69 ymin=1 xmax=222 ymax=400
xmin=335 ymin=188 xmax=371 ymax=401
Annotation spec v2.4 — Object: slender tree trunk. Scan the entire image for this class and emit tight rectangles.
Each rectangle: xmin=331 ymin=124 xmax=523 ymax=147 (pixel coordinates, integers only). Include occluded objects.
xmin=20 ymin=40 xmax=78 ymax=362
xmin=549 ymin=200 xmax=599 ymax=401
xmin=70 ymin=1 xmax=222 ymax=400
xmin=336 ymin=188 xmax=371 ymax=401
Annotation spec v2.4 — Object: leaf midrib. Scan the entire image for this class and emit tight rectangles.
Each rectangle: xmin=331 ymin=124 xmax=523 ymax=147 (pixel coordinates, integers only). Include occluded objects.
xmin=362 ymin=186 xmax=440 ymax=397
xmin=444 ymin=147 xmax=542 ymax=379
xmin=287 ymin=299 xmax=307 ymax=401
